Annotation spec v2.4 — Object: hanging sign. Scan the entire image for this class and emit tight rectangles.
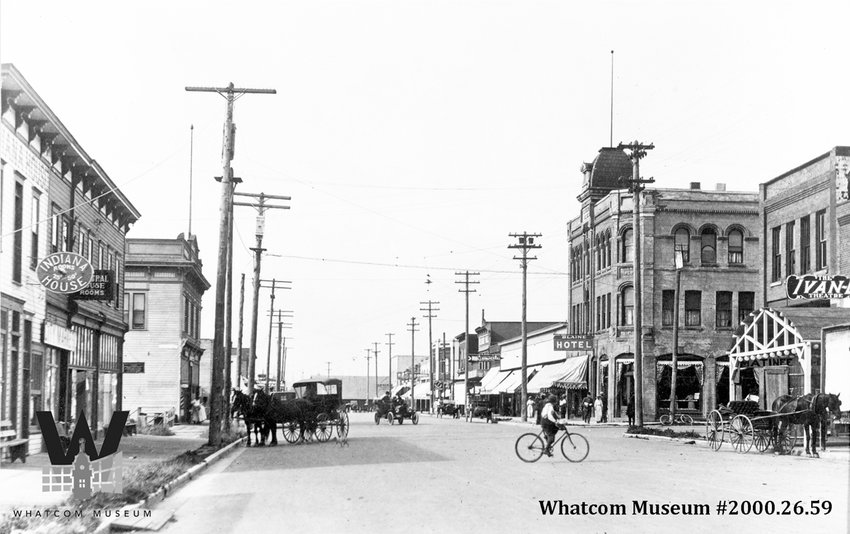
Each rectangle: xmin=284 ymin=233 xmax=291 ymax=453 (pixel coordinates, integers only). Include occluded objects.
xmin=786 ymin=275 xmax=850 ymax=300
xmin=554 ymin=335 xmax=593 ymax=351
xmin=73 ymin=270 xmax=115 ymax=300
xmin=36 ymin=252 xmax=94 ymax=294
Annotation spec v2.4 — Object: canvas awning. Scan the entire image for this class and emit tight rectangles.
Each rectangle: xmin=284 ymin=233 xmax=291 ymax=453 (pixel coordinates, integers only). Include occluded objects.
xmin=412 ymin=382 xmax=432 ymax=399
xmin=479 ymin=367 xmax=506 ymax=394
xmin=495 ymin=370 xmax=522 ymax=393
xmin=543 ymin=356 xmax=589 ymax=390
xmin=526 ymin=363 xmax=564 ymax=394
xmin=392 ymin=385 xmax=410 ymax=397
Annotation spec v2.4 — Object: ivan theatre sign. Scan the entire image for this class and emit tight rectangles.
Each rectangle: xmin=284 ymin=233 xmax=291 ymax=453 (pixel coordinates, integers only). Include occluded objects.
xmin=786 ymin=275 xmax=850 ymax=300
xmin=36 ymin=252 xmax=94 ymax=294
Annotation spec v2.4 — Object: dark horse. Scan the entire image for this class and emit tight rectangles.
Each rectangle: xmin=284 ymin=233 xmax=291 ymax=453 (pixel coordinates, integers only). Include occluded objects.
xmin=231 ymin=389 xmax=268 ymax=447
xmin=771 ymin=393 xmax=841 ymax=457
xmin=235 ymin=389 xmax=316 ymax=446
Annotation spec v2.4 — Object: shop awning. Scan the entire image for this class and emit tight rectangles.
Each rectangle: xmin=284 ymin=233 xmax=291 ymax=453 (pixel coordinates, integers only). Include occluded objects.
xmin=495 ymin=370 xmax=522 ymax=393
xmin=412 ymin=382 xmax=432 ymax=399
xmin=526 ymin=363 xmax=564 ymax=394
xmin=656 ymin=361 xmax=704 ymax=369
xmin=542 ymin=356 xmax=589 ymax=390
xmin=479 ymin=367 xmax=506 ymax=394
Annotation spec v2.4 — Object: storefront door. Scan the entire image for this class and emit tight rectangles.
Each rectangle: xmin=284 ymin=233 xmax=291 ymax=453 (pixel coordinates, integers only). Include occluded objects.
xmin=763 ymin=366 xmax=789 ymax=410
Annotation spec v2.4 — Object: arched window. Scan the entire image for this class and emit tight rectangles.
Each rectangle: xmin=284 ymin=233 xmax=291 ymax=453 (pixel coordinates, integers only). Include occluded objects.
xmin=700 ymin=228 xmax=717 ymax=264
xmin=606 ymin=231 xmax=612 ymax=267
xmin=674 ymin=227 xmax=690 ymax=263
xmin=728 ymin=229 xmax=743 ymax=264
xmin=622 ymin=228 xmax=633 ymax=263
xmin=621 ymin=286 xmax=634 ymax=326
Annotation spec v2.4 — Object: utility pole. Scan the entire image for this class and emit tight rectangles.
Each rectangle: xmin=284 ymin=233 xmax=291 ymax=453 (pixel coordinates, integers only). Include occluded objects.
xmin=385 ymin=333 xmax=395 ymax=392
xmin=670 ymin=246 xmax=685 ymax=418
xmin=407 ymin=317 xmax=420 ymax=409
xmin=326 ymin=362 xmax=332 ymax=377
xmin=185 ymin=82 xmax=275 ymax=447
xmin=617 ymin=140 xmax=655 ymax=427
xmin=364 ymin=348 xmax=372 ymax=400
xmin=234 ymin=191 xmax=290 ymax=392
xmin=261 ymin=279 xmax=291 ymax=392
xmin=372 ymin=342 xmax=381 ymax=398
xmin=223 ymin=174 xmax=239 ymax=433
xmin=440 ymin=333 xmax=448 ymax=400
xmin=455 ymin=271 xmax=479 ymax=422
xmin=268 ymin=310 xmax=293 ymax=392
xmin=420 ymin=300 xmax=439 ymax=413
xmin=236 ymin=273 xmax=245 ymax=390
xmin=509 ymin=234 xmax=541 ymax=423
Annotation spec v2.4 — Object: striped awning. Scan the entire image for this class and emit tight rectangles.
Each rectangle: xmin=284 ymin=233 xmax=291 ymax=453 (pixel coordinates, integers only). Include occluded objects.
xmin=495 ymin=370 xmax=522 ymax=393
xmin=479 ymin=367 xmax=507 ymax=394
xmin=552 ymin=356 xmax=589 ymax=389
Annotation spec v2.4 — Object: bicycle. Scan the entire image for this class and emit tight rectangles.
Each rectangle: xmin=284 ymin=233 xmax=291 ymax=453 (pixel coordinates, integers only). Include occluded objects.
xmin=659 ymin=413 xmax=694 ymax=426
xmin=514 ymin=423 xmax=589 ymax=463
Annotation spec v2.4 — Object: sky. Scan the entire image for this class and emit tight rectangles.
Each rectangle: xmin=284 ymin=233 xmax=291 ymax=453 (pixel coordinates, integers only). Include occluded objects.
xmin=2 ymin=1 xmax=848 ymax=381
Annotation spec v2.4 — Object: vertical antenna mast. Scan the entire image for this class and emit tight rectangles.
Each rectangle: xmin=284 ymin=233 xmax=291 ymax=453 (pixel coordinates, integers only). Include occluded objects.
xmin=188 ymin=124 xmax=194 ymax=236
xmin=609 ymin=50 xmax=614 ymax=148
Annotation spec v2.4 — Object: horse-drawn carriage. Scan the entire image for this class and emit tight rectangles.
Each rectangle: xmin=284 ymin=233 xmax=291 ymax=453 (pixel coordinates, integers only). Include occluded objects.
xmin=436 ymin=400 xmax=461 ymax=419
xmin=705 ymin=393 xmax=841 ymax=457
xmin=374 ymin=393 xmax=419 ymax=425
xmin=232 ymin=378 xmax=350 ymax=446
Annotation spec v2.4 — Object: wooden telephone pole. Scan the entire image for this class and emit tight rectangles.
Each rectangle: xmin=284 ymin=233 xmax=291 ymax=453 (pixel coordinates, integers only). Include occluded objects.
xmin=509 ymin=233 xmax=541 ymax=423
xmin=455 ymin=271 xmax=479 ymax=421
xmin=617 ymin=140 xmax=654 ymax=427
xmin=185 ymin=82 xmax=275 ymax=446
xmin=420 ymin=300 xmax=439 ymax=412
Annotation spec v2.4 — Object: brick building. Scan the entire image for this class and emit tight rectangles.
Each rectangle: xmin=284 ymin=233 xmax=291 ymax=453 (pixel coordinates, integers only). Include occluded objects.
xmin=567 ymin=147 xmax=760 ymax=421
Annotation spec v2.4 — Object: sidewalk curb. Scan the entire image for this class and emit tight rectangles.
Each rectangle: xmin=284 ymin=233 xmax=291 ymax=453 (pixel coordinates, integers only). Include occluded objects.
xmin=93 ymin=436 xmax=247 ymax=534
xmin=622 ymin=432 xmax=703 ymax=445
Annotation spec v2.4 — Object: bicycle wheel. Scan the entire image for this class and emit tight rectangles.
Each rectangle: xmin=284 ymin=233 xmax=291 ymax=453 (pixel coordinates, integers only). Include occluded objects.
xmin=681 ymin=414 xmax=694 ymax=425
xmin=660 ymin=414 xmax=672 ymax=426
xmin=560 ymin=432 xmax=589 ymax=463
xmin=515 ymin=433 xmax=545 ymax=463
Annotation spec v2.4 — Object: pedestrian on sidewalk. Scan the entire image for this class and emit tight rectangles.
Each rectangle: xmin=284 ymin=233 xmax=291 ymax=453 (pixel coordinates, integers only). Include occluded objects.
xmin=594 ymin=395 xmax=603 ymax=424
xmin=526 ymin=396 xmax=535 ymax=420
xmin=627 ymin=394 xmax=635 ymax=427
xmin=601 ymin=393 xmax=608 ymax=423
xmin=582 ymin=393 xmax=593 ymax=424
xmin=191 ymin=397 xmax=201 ymax=424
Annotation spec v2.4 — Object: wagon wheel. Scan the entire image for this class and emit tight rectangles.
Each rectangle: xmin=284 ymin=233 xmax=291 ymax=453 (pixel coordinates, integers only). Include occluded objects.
xmin=776 ymin=422 xmax=798 ymax=454
xmin=337 ymin=411 xmax=350 ymax=439
xmin=730 ymin=415 xmax=754 ymax=453
xmin=411 ymin=412 xmax=419 ymax=425
xmin=315 ymin=413 xmax=333 ymax=442
xmin=387 ymin=412 xmax=395 ymax=425
xmin=281 ymin=421 xmax=302 ymax=444
xmin=374 ymin=412 xmax=381 ymax=425
xmin=753 ymin=427 xmax=771 ymax=452
xmin=705 ymin=410 xmax=723 ymax=451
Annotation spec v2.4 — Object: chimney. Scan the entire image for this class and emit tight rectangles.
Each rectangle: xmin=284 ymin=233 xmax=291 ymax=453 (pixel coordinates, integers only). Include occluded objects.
xmin=715 ymin=183 xmax=726 ymax=191
xmin=481 ymin=309 xmax=485 ymax=325
xmin=690 ymin=182 xmax=701 ymax=190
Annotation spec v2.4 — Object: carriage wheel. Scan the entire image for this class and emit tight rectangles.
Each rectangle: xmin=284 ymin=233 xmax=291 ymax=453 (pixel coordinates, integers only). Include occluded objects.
xmin=730 ymin=415 xmax=754 ymax=453
xmin=374 ymin=412 xmax=381 ymax=425
xmin=315 ymin=413 xmax=333 ymax=442
xmin=282 ymin=421 xmax=302 ymax=444
xmin=776 ymin=422 xmax=798 ymax=454
xmin=706 ymin=410 xmax=723 ymax=451
xmin=337 ymin=411 xmax=350 ymax=439
xmin=660 ymin=414 xmax=673 ymax=426
xmin=753 ymin=428 xmax=771 ymax=452
xmin=412 ymin=412 xmax=419 ymax=425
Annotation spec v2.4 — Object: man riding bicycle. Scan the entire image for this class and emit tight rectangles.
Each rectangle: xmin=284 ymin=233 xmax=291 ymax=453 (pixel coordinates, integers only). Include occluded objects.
xmin=540 ymin=394 xmax=563 ymax=456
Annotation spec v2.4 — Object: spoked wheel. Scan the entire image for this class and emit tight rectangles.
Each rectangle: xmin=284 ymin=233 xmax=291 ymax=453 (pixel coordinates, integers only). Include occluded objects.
xmin=337 ymin=411 xmax=350 ymax=439
xmin=315 ymin=414 xmax=333 ymax=442
xmin=660 ymin=414 xmax=673 ymax=426
xmin=776 ymin=422 xmax=798 ymax=454
xmin=706 ymin=410 xmax=724 ymax=451
xmin=560 ymin=432 xmax=589 ymax=463
xmin=412 ymin=412 xmax=419 ymax=425
xmin=681 ymin=414 xmax=694 ymax=425
xmin=754 ymin=428 xmax=771 ymax=452
xmin=515 ymin=433 xmax=545 ymax=463
xmin=282 ymin=421 xmax=302 ymax=443
xmin=730 ymin=415 xmax=754 ymax=453
xmin=388 ymin=412 xmax=395 ymax=425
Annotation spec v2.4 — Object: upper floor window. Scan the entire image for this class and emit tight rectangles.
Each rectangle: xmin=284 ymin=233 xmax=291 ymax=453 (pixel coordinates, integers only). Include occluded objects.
xmin=716 ymin=291 xmax=732 ymax=328
xmin=738 ymin=291 xmax=755 ymax=323
xmin=771 ymin=226 xmax=781 ymax=282
xmin=124 ymin=292 xmax=147 ymax=329
xmin=30 ymin=190 xmax=41 ymax=270
xmin=815 ymin=210 xmax=827 ymax=270
xmin=800 ymin=215 xmax=811 ymax=273
xmin=605 ymin=232 xmax=612 ymax=267
xmin=700 ymin=228 xmax=717 ymax=264
xmin=622 ymin=228 xmax=633 ymax=263
xmin=685 ymin=290 xmax=701 ymax=327
xmin=13 ymin=180 xmax=23 ymax=283
xmin=662 ymin=290 xmax=675 ymax=326
xmin=785 ymin=221 xmax=795 ymax=276
xmin=621 ymin=286 xmax=634 ymax=326
xmin=674 ymin=227 xmax=690 ymax=263
xmin=728 ymin=229 xmax=743 ymax=265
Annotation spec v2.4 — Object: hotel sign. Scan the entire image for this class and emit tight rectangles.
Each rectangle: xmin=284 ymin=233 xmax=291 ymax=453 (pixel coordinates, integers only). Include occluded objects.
xmin=786 ymin=275 xmax=850 ymax=300
xmin=36 ymin=252 xmax=93 ymax=294
xmin=74 ymin=270 xmax=115 ymax=300
xmin=554 ymin=335 xmax=593 ymax=352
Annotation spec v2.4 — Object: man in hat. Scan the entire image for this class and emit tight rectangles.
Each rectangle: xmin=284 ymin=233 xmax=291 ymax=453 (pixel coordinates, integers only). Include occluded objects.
xmin=540 ymin=394 xmax=562 ymax=456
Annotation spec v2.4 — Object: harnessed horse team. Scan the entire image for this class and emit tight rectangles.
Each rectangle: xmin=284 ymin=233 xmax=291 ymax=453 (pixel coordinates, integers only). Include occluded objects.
xmin=770 ymin=392 xmax=842 ymax=458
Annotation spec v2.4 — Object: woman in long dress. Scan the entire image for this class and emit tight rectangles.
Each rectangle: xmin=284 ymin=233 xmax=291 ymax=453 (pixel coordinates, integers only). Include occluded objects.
xmin=594 ymin=395 xmax=604 ymax=423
